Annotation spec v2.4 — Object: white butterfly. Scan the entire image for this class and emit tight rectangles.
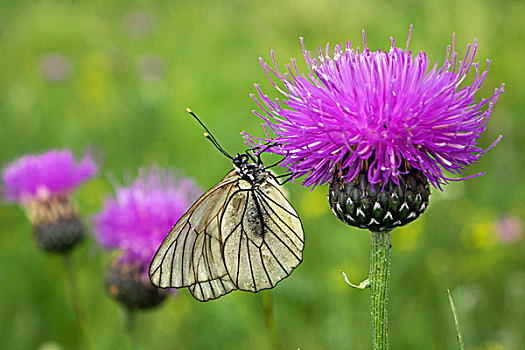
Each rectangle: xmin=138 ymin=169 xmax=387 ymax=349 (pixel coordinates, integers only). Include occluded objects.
xmin=149 ymin=110 xmax=304 ymax=302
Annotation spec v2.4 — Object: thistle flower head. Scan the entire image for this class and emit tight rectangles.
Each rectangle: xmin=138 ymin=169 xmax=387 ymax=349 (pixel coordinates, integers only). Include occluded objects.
xmin=104 ymin=260 xmax=170 ymax=310
xmin=1 ymin=149 xmax=97 ymax=252
xmin=94 ymin=168 xmax=202 ymax=273
xmin=244 ymin=26 xmax=504 ymax=190
xmin=2 ymin=149 xmax=98 ymax=202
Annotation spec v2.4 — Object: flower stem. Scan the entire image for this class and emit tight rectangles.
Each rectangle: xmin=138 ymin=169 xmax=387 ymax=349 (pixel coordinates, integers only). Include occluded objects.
xmin=369 ymin=231 xmax=391 ymax=350
xmin=63 ymin=254 xmax=93 ymax=350
xmin=125 ymin=308 xmax=136 ymax=333
xmin=262 ymin=292 xmax=277 ymax=349
xmin=124 ymin=308 xmax=138 ymax=350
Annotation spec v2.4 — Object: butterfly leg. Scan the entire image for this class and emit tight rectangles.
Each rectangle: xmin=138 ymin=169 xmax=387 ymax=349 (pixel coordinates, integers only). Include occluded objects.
xmin=275 ymin=172 xmax=294 ymax=185
xmin=263 ymin=151 xmax=289 ymax=170
xmin=247 ymin=142 xmax=281 ymax=165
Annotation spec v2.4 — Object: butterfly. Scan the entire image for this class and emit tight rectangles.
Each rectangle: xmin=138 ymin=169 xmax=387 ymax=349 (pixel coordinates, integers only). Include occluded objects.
xmin=149 ymin=109 xmax=304 ymax=302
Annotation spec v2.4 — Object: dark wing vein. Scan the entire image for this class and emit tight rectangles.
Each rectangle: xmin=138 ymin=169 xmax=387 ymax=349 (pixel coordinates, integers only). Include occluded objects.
xmin=262 ymin=240 xmax=289 ymax=276
xmin=257 ymin=188 xmax=300 ymax=218
xmin=263 ymin=220 xmax=302 ymax=262
xmin=258 ymin=246 xmax=274 ymax=288
xmin=202 ymin=234 xmax=217 ymax=299
xmin=178 ymin=223 xmax=190 ymax=286
xmin=256 ymin=190 xmax=303 ymax=251
xmin=235 ymin=203 xmax=244 ymax=287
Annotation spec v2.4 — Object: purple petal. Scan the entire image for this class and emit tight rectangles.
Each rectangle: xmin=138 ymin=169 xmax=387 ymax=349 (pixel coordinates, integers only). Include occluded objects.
xmin=2 ymin=149 xmax=98 ymax=202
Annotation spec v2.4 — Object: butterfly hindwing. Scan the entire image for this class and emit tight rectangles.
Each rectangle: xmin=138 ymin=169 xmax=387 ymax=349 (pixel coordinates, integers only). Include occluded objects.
xmin=222 ymin=176 xmax=304 ymax=292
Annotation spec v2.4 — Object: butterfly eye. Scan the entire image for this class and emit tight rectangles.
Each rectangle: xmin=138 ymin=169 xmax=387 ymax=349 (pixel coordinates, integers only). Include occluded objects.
xmin=232 ymin=155 xmax=243 ymax=167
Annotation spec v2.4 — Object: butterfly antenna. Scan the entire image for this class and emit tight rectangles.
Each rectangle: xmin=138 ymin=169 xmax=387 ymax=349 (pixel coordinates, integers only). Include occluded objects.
xmin=186 ymin=108 xmax=233 ymax=160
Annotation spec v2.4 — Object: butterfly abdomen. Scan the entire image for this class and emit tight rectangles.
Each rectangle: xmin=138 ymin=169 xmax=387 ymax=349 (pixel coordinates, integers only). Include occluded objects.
xmin=243 ymin=191 xmax=266 ymax=245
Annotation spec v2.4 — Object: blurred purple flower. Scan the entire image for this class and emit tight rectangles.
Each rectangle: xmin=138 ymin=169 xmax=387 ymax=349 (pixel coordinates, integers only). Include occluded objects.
xmin=496 ymin=215 xmax=522 ymax=243
xmin=137 ymin=54 xmax=165 ymax=82
xmin=244 ymin=26 xmax=504 ymax=189
xmin=124 ymin=11 xmax=154 ymax=40
xmin=94 ymin=168 xmax=202 ymax=273
xmin=2 ymin=149 xmax=97 ymax=253
xmin=2 ymin=149 xmax=98 ymax=203
xmin=40 ymin=54 xmax=71 ymax=82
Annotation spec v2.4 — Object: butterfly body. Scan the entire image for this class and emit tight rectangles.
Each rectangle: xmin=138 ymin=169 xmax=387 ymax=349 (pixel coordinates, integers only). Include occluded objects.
xmin=233 ymin=154 xmax=268 ymax=185
xmin=150 ymin=152 xmax=304 ymax=301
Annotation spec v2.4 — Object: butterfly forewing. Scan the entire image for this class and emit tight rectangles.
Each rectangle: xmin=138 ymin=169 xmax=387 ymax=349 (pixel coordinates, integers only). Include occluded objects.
xmin=149 ymin=171 xmax=238 ymax=296
xmin=150 ymin=166 xmax=305 ymax=302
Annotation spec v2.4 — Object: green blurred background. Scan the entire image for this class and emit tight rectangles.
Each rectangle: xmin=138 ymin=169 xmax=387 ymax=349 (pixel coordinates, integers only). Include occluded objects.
xmin=1 ymin=0 xmax=524 ymax=349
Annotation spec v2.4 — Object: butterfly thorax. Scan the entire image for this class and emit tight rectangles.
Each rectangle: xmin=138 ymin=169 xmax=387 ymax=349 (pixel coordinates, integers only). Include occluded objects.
xmin=233 ymin=154 xmax=269 ymax=186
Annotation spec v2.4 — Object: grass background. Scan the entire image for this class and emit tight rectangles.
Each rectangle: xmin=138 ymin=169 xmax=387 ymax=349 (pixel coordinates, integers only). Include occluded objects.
xmin=1 ymin=0 xmax=524 ymax=349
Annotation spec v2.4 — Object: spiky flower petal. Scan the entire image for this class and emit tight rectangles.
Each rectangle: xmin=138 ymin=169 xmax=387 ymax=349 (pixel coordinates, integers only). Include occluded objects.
xmin=2 ymin=149 xmax=97 ymax=202
xmin=244 ymin=27 xmax=504 ymax=190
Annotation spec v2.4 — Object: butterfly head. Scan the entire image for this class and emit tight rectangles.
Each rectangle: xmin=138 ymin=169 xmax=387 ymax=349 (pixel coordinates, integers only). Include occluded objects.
xmin=233 ymin=153 xmax=267 ymax=185
xmin=232 ymin=153 xmax=248 ymax=169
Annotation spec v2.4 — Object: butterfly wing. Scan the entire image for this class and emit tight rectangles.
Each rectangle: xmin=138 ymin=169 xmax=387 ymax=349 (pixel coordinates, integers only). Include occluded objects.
xmin=149 ymin=170 xmax=239 ymax=301
xmin=221 ymin=174 xmax=304 ymax=293
xmin=150 ymin=169 xmax=305 ymax=302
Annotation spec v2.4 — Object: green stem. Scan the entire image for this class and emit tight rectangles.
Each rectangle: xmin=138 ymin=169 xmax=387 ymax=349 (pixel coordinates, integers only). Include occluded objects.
xmin=64 ymin=254 xmax=93 ymax=350
xmin=369 ymin=231 xmax=391 ymax=350
xmin=125 ymin=308 xmax=136 ymax=333
xmin=124 ymin=308 xmax=137 ymax=350
xmin=262 ymin=292 xmax=277 ymax=349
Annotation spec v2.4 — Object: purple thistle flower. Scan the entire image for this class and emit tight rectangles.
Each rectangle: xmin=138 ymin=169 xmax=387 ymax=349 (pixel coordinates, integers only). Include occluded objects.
xmin=94 ymin=168 xmax=202 ymax=273
xmin=2 ymin=149 xmax=97 ymax=253
xmin=244 ymin=26 xmax=504 ymax=190
xmin=2 ymin=149 xmax=98 ymax=202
